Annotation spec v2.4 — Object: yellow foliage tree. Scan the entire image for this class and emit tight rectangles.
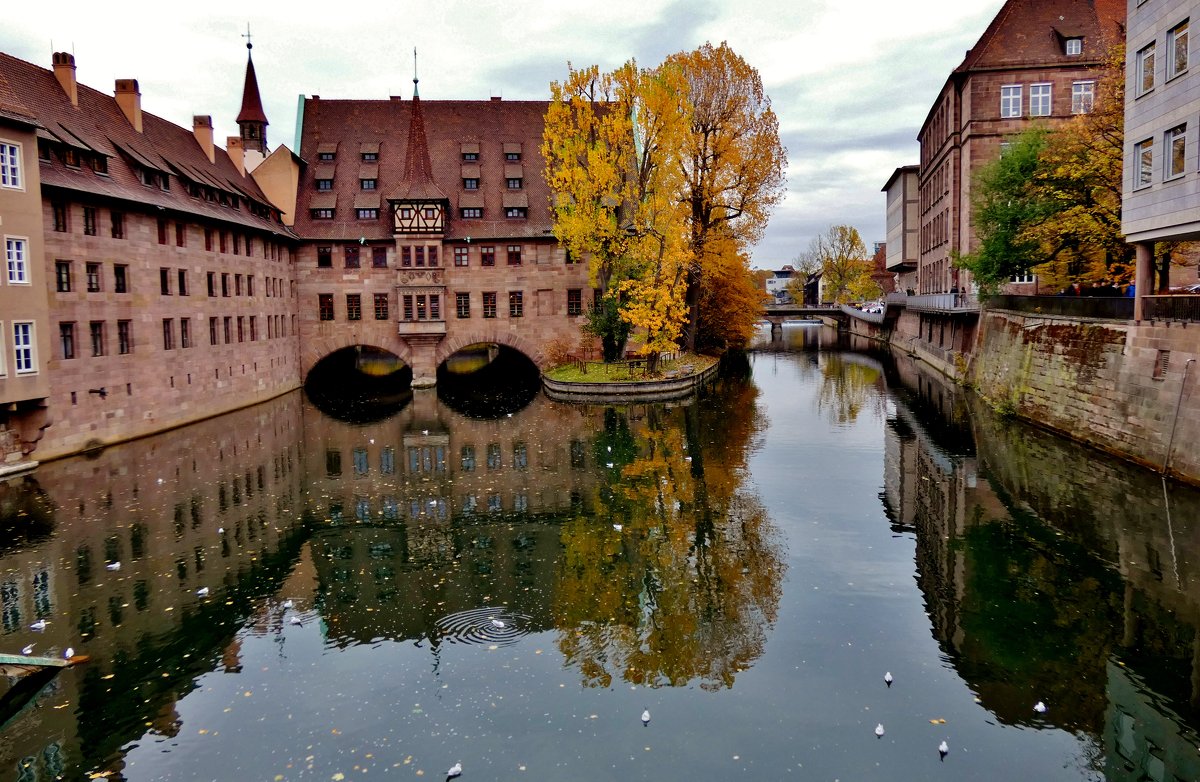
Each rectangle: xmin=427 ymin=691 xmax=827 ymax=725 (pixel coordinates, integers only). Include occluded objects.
xmin=808 ymin=224 xmax=879 ymax=304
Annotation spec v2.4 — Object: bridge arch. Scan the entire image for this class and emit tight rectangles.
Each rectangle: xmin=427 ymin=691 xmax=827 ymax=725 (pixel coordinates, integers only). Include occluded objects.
xmin=434 ymin=330 xmax=547 ymax=371
xmin=300 ymin=333 xmax=413 ymax=380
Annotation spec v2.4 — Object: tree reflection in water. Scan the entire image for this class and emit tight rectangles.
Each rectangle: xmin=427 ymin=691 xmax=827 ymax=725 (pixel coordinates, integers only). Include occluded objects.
xmin=554 ymin=372 xmax=784 ymax=689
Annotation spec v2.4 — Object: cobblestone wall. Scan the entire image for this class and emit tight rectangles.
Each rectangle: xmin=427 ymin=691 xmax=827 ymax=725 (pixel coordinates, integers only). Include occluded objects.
xmin=971 ymin=311 xmax=1200 ymax=483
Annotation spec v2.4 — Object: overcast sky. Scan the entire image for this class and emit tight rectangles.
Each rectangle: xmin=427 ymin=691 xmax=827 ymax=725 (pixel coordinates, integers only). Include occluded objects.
xmin=1 ymin=0 xmax=1005 ymax=267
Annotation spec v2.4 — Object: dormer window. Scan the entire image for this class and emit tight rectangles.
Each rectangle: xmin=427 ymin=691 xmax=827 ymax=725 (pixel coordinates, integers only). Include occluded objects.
xmin=318 ymin=152 xmax=335 ymax=161
xmin=92 ymin=155 xmax=108 ymax=175
xmin=1065 ymin=38 xmax=1082 ymax=56
xmin=140 ymin=168 xmax=156 ymax=186
xmin=507 ymin=178 xmax=523 ymax=189
xmin=462 ymin=152 xmax=478 ymax=161
xmin=361 ymin=179 xmax=377 ymax=190
xmin=316 ymin=179 xmax=333 ymax=191
xmin=63 ymin=148 xmax=80 ymax=167
xmin=312 ymin=208 xmax=334 ymax=219
xmin=463 ymin=177 xmax=479 ymax=190
xmin=505 ymin=152 xmax=521 ymax=162
xmin=505 ymin=207 xmax=527 ymax=219
xmin=362 ymin=152 xmax=377 ymax=162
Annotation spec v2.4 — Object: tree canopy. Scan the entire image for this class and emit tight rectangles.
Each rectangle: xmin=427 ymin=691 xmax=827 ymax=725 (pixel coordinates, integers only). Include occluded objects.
xmin=806 ymin=224 xmax=879 ymax=304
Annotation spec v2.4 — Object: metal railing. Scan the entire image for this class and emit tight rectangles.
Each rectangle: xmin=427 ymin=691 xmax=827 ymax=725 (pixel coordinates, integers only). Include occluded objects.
xmin=904 ymin=292 xmax=981 ymax=313
xmin=986 ymin=295 xmax=1134 ymax=320
xmin=1142 ymin=295 xmax=1200 ymax=321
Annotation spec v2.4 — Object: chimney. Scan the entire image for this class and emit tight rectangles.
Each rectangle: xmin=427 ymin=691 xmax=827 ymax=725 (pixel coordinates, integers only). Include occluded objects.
xmin=52 ymin=52 xmax=78 ymax=107
xmin=193 ymin=115 xmax=215 ymax=163
xmin=115 ymin=79 xmax=142 ymax=133
xmin=227 ymin=136 xmax=245 ymax=175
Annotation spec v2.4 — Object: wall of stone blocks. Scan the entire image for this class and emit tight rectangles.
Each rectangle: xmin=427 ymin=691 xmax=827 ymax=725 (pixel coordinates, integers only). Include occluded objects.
xmin=972 ymin=310 xmax=1200 ymax=482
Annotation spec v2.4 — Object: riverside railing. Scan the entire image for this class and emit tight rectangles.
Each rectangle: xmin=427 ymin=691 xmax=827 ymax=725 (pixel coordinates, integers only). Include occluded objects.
xmin=987 ymin=295 xmax=1134 ymax=319
xmin=904 ymin=292 xmax=981 ymax=313
xmin=1142 ymin=295 xmax=1200 ymax=322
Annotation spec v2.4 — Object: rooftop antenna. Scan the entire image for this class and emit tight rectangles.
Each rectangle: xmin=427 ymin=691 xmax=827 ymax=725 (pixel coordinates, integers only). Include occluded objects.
xmin=413 ymin=47 xmax=419 ymax=97
xmin=242 ymin=23 xmax=253 ymax=51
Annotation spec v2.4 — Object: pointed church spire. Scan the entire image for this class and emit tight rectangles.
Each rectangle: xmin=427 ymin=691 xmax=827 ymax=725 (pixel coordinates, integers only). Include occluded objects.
xmin=237 ymin=27 xmax=268 ymax=155
xmin=398 ymin=49 xmax=444 ymax=200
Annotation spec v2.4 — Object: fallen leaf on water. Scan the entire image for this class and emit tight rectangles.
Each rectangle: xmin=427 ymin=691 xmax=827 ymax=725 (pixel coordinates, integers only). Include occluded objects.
xmin=929 ymin=718 xmax=947 ymax=724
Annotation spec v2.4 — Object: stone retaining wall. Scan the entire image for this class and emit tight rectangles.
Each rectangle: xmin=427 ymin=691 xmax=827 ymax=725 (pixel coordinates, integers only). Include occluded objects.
xmin=970 ymin=311 xmax=1200 ymax=483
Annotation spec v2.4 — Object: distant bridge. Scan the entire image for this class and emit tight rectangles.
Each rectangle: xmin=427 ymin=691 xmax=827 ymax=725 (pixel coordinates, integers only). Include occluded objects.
xmin=761 ymin=303 xmax=846 ymax=336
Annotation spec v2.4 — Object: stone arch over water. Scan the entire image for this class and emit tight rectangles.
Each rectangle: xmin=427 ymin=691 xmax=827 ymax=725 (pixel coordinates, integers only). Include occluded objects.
xmin=301 ymin=335 xmax=413 ymax=380
xmin=435 ymin=330 xmax=547 ymax=371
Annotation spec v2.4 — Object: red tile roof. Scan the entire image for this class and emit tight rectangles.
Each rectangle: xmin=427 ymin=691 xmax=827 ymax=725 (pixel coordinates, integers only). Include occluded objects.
xmin=956 ymin=0 xmax=1126 ymax=73
xmin=295 ymin=96 xmax=555 ymax=242
xmin=0 ymin=68 xmax=37 ymax=127
xmin=236 ymin=48 xmax=268 ymax=125
xmin=0 ymin=51 xmax=291 ymax=238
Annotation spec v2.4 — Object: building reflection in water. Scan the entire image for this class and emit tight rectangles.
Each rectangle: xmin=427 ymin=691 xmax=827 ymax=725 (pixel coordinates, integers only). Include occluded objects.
xmin=0 ymin=370 xmax=784 ymax=778
xmin=884 ymin=350 xmax=1200 ymax=782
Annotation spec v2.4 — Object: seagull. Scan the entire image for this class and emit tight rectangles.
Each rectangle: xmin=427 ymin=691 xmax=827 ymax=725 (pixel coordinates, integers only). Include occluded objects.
xmin=21 ymin=644 xmax=33 ymax=655
xmin=490 ymin=619 xmax=506 ymax=629
xmin=884 ymin=671 xmax=893 ymax=687
xmin=196 ymin=587 xmax=210 ymax=597
xmin=875 ymin=723 xmax=885 ymax=738
xmin=613 ymin=524 xmax=623 ymax=532
xmin=30 ymin=619 xmax=47 ymax=632
xmin=282 ymin=599 xmax=294 ymax=609
xmin=641 ymin=709 xmax=651 ymax=726
xmin=106 ymin=561 xmax=121 ymax=571
xmin=1033 ymin=701 xmax=1047 ymax=713
xmin=446 ymin=761 xmax=462 ymax=778
xmin=506 ymin=412 xmax=513 ymax=418
xmin=217 ymin=527 xmax=225 ymax=534
xmin=606 ymin=462 xmax=614 ymax=469
xmin=63 ymin=647 xmax=75 ymax=659
xmin=289 ymin=615 xmax=303 ymax=626
xmin=938 ymin=740 xmax=949 ymax=760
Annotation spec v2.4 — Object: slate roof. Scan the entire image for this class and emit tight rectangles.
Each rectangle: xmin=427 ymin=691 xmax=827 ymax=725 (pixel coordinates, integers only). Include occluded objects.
xmin=0 ymin=51 xmax=291 ymax=238
xmin=295 ymin=96 xmax=555 ymax=242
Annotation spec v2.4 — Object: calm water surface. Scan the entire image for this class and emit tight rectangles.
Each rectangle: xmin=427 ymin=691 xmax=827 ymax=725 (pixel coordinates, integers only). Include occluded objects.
xmin=1 ymin=325 xmax=1198 ymax=781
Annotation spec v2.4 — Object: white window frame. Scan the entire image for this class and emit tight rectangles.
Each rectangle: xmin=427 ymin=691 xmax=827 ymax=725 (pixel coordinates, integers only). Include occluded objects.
xmin=1000 ymin=85 xmax=1022 ymax=118
xmin=0 ymin=321 xmax=6 ymax=376
xmin=0 ymin=140 xmax=21 ymax=190
xmin=1065 ymin=38 xmax=1082 ymax=56
xmin=12 ymin=321 xmax=35 ymax=375
xmin=1135 ymin=138 xmax=1155 ymax=188
xmin=1137 ymin=43 xmax=1157 ymax=96
xmin=1166 ymin=124 xmax=1187 ymax=179
xmin=1029 ymin=83 xmax=1052 ymax=117
xmin=1010 ymin=272 xmax=1036 ymax=283
xmin=1169 ymin=20 xmax=1189 ymax=80
xmin=1071 ymin=81 xmax=1095 ymax=114
xmin=5 ymin=237 xmax=29 ymax=284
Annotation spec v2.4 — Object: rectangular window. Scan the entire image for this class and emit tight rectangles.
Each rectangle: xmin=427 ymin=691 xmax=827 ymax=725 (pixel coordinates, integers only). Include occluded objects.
xmin=207 ymin=271 xmax=216 ymax=296
xmin=1065 ymin=37 xmax=1082 ymax=56
xmin=60 ymin=322 xmax=76 ymax=359
xmin=111 ymin=211 xmax=124 ymax=238
xmin=5 ymin=238 xmax=28 ymax=283
xmin=403 ymin=294 xmax=413 ymax=320
xmin=1000 ymin=84 xmax=1022 ymax=118
xmin=209 ymin=317 xmax=218 ymax=346
xmin=83 ymin=206 xmax=97 ymax=236
xmin=1136 ymin=138 xmax=1155 ymax=187
xmin=160 ymin=267 xmax=172 ymax=295
xmin=114 ymin=264 xmax=128 ymax=293
xmin=506 ymin=177 xmax=522 ymax=189
xmin=430 ymin=294 xmax=440 ymax=320
xmin=224 ymin=316 xmax=232 ymax=344
xmin=1010 ymin=272 xmax=1035 ymax=283
xmin=235 ymin=274 xmax=243 ymax=296
xmin=509 ymin=291 xmax=523 ymax=318
xmin=89 ymin=321 xmax=105 ymax=357
xmin=483 ymin=291 xmax=497 ymax=318
xmin=13 ymin=322 xmax=34 ymax=373
xmin=221 ymin=273 xmax=230 ymax=297
xmin=568 ymin=288 xmax=582 ymax=316
xmin=462 ymin=151 xmax=478 ymax=161
xmin=505 ymin=151 xmax=521 ymax=162
xmin=246 ymin=276 xmax=253 ymax=296
xmin=461 ymin=445 xmax=476 ymax=471
xmin=454 ymin=247 xmax=469 ymax=266
xmin=204 ymin=228 xmax=213 ymax=251
xmin=461 ymin=207 xmax=482 ymax=218
xmin=236 ymin=316 xmax=244 ymax=343
xmin=162 ymin=318 xmax=175 ymax=350
xmin=415 ymin=247 xmax=425 ymax=267
xmin=157 ymin=219 xmax=168 ymax=245
xmin=507 ymin=245 xmax=522 ymax=265
xmin=1170 ymin=21 xmax=1189 ymax=80
xmin=401 ymin=246 xmax=411 ymax=267
xmin=181 ymin=318 xmax=191 ymax=348
xmin=1138 ymin=43 xmax=1156 ymax=96
xmin=316 ymin=179 xmax=333 ymax=191
xmin=429 ymin=246 xmax=439 ymax=267
xmin=248 ymin=316 xmax=256 ymax=342
xmin=1167 ymin=125 xmax=1187 ymax=179
xmin=175 ymin=223 xmax=186 ymax=247
xmin=505 ymin=207 xmax=528 ymax=219
xmin=480 ymin=246 xmax=496 ymax=266
xmin=317 ymin=246 xmax=332 ymax=267
xmin=356 ymin=208 xmax=379 ymax=219
xmin=312 ymin=209 xmax=334 ymax=219
xmin=361 ymin=179 xmax=377 ymax=190
xmin=456 ymin=292 xmax=470 ymax=318
xmin=0 ymin=142 xmax=20 ymax=189
xmin=1071 ymin=81 xmax=1095 ymax=114
xmin=118 ymin=320 xmax=132 ymax=354
xmin=52 ymin=203 xmax=68 ymax=232
xmin=319 ymin=293 xmax=334 ymax=321
xmin=372 ymin=247 xmax=388 ymax=268
xmin=1029 ymin=83 xmax=1051 ymax=117
xmin=463 ymin=177 xmax=479 ymax=189
xmin=56 ymin=261 xmax=72 ymax=292
xmin=347 ymin=293 xmax=362 ymax=320
xmin=86 ymin=262 xmax=101 ymax=292
xmin=345 ymin=246 xmax=360 ymax=268
xmin=374 ymin=292 xmax=389 ymax=320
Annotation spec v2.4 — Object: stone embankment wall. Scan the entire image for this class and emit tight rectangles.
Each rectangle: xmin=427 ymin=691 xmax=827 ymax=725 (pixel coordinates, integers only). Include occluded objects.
xmin=970 ymin=311 xmax=1200 ymax=483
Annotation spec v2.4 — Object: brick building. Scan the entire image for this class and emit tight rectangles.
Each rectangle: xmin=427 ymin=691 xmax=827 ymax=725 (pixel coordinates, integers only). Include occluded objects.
xmin=0 ymin=49 xmax=299 ymax=463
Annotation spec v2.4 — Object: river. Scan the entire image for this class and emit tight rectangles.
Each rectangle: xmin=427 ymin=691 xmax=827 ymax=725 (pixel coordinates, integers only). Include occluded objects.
xmin=0 ymin=324 xmax=1197 ymax=781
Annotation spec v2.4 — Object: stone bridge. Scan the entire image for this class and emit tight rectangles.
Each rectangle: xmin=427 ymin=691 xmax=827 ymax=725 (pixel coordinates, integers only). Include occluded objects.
xmin=761 ymin=304 xmax=847 ymax=337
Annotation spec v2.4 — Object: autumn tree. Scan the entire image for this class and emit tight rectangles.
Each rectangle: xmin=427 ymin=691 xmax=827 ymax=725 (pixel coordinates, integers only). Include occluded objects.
xmin=669 ymin=42 xmax=787 ymax=352
xmin=808 ymin=224 xmax=878 ymax=303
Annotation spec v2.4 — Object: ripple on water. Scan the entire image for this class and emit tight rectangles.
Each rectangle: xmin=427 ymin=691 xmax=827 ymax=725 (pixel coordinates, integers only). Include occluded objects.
xmin=435 ymin=607 xmax=531 ymax=646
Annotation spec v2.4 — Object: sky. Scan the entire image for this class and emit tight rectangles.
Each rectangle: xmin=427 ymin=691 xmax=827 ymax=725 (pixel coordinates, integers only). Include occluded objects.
xmin=0 ymin=0 xmax=1006 ymax=268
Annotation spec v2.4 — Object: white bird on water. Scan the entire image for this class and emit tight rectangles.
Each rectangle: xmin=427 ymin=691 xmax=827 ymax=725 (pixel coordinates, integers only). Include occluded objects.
xmin=63 ymin=647 xmax=75 ymax=659
xmin=106 ymin=561 xmax=121 ymax=571
xmin=1033 ymin=701 xmax=1047 ymax=713
xmin=282 ymin=599 xmax=294 ymax=610
xmin=196 ymin=587 xmax=210 ymax=597
xmin=490 ymin=618 xmax=505 ymax=629
xmin=612 ymin=524 xmax=623 ymax=532
xmin=641 ymin=709 xmax=651 ymax=726
xmin=884 ymin=671 xmax=893 ymax=687
xmin=30 ymin=619 xmax=47 ymax=632
xmin=217 ymin=527 xmax=225 ymax=534
xmin=21 ymin=644 xmax=33 ymax=655
xmin=938 ymin=740 xmax=949 ymax=760
xmin=446 ymin=761 xmax=462 ymax=778
xmin=289 ymin=615 xmax=303 ymax=626
xmin=875 ymin=723 xmax=885 ymax=738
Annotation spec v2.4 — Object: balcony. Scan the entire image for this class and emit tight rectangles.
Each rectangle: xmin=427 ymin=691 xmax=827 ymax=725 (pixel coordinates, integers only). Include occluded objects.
xmin=904 ymin=292 xmax=981 ymax=313
xmin=397 ymin=319 xmax=447 ymax=338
